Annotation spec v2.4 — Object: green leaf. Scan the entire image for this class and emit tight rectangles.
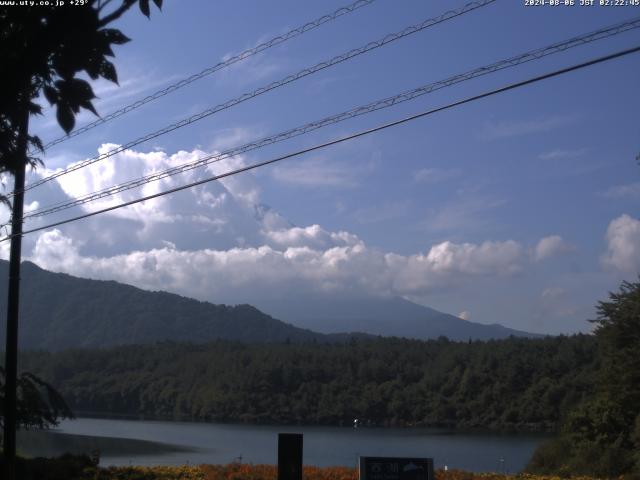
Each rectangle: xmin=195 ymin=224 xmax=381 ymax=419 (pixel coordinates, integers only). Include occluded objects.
xmin=80 ymin=99 xmax=99 ymax=117
xmin=99 ymin=60 xmax=118 ymax=84
xmin=55 ymin=78 xmax=95 ymax=108
xmin=51 ymin=78 xmax=100 ymax=122
xmin=85 ymin=55 xmax=102 ymax=80
xmin=101 ymin=28 xmax=131 ymax=45
xmin=56 ymin=103 xmax=75 ymax=134
xmin=29 ymin=102 xmax=43 ymax=116
xmin=139 ymin=0 xmax=150 ymax=18
xmin=43 ymin=86 xmax=58 ymax=105
xmin=28 ymin=135 xmax=44 ymax=154
xmin=103 ymin=44 xmax=115 ymax=57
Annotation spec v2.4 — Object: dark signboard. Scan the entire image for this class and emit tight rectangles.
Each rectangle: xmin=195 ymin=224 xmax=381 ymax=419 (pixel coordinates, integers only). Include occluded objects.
xmin=359 ymin=457 xmax=434 ymax=480
xmin=278 ymin=433 xmax=303 ymax=480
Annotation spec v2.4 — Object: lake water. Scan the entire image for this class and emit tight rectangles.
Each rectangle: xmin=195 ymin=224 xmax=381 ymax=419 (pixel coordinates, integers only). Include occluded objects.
xmin=17 ymin=417 xmax=550 ymax=473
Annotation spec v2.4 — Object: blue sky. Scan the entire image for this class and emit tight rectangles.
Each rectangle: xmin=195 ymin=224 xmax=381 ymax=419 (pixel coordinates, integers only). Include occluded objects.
xmin=4 ymin=0 xmax=639 ymax=335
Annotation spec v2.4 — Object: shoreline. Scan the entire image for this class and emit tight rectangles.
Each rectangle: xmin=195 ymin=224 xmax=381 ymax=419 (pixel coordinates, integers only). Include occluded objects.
xmin=18 ymin=418 xmax=550 ymax=473
xmin=67 ymin=411 xmax=559 ymax=435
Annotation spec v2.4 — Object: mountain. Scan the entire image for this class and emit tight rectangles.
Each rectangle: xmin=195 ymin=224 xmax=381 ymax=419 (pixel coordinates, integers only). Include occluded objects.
xmin=0 ymin=261 xmax=539 ymax=351
xmin=254 ymin=295 xmax=541 ymax=341
xmin=0 ymin=261 xmax=346 ymax=350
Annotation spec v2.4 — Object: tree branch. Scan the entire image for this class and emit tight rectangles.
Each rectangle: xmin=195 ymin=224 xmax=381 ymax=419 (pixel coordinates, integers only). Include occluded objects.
xmin=98 ymin=0 xmax=137 ymax=27
xmin=98 ymin=0 xmax=116 ymax=13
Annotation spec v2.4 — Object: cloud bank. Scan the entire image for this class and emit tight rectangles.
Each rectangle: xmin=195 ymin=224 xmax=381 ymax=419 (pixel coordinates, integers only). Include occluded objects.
xmin=2 ymin=143 xmax=627 ymax=327
xmin=30 ymin=227 xmax=527 ymax=303
xmin=533 ymin=235 xmax=574 ymax=262
xmin=601 ymin=214 xmax=640 ymax=274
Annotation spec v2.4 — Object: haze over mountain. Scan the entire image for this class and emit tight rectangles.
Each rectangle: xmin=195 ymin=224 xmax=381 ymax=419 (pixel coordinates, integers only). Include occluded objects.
xmin=8 ymin=147 xmax=618 ymax=338
xmin=0 ymin=261 xmax=331 ymax=350
xmin=256 ymin=295 xmax=541 ymax=341
xmin=0 ymin=260 xmax=538 ymax=350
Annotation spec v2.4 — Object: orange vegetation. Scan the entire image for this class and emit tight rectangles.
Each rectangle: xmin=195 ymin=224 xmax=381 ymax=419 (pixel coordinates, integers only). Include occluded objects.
xmin=83 ymin=463 xmax=621 ymax=480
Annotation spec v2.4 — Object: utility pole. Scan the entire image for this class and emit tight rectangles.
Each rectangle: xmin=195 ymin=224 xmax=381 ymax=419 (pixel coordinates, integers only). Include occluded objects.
xmin=3 ymin=105 xmax=29 ymax=480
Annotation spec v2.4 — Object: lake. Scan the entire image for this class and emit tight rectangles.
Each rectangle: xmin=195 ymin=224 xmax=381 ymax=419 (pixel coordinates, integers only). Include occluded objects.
xmin=17 ymin=417 xmax=550 ymax=473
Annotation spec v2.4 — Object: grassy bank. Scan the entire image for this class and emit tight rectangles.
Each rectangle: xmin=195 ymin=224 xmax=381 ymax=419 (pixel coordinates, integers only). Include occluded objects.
xmin=3 ymin=456 xmax=625 ymax=480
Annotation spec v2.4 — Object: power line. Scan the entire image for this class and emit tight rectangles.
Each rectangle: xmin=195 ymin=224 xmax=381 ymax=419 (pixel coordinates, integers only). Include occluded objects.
xmin=21 ymin=16 xmax=640 ymax=222
xmin=14 ymin=0 xmax=496 ymax=197
xmin=5 ymin=44 xmax=639 ymax=242
xmin=36 ymin=0 xmax=377 ymax=153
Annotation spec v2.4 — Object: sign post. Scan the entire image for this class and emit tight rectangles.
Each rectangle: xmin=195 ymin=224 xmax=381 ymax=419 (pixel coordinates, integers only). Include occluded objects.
xmin=278 ymin=433 xmax=303 ymax=480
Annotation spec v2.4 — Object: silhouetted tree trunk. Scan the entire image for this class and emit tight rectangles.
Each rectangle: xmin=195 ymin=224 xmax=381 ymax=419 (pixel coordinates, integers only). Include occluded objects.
xmin=1 ymin=3 xmax=162 ymax=478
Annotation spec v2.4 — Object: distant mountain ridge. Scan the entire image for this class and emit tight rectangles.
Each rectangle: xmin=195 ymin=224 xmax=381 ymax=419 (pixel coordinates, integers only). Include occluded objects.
xmin=0 ymin=260 xmax=539 ymax=351
xmin=255 ymin=295 xmax=541 ymax=342
xmin=0 ymin=261 xmax=349 ymax=350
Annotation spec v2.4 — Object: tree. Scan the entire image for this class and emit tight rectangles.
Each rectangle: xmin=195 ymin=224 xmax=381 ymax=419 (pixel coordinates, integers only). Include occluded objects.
xmin=0 ymin=366 xmax=73 ymax=432
xmin=591 ymin=279 xmax=640 ymax=418
xmin=1 ymin=2 xmax=162 ymax=478
xmin=527 ymin=280 xmax=640 ymax=477
xmin=0 ymin=0 xmax=162 ymax=188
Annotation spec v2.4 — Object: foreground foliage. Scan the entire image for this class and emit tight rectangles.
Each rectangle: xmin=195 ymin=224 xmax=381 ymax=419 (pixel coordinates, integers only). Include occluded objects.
xmin=0 ymin=456 xmax=627 ymax=480
xmin=20 ymin=334 xmax=597 ymax=431
xmin=0 ymin=366 xmax=73 ymax=432
xmin=527 ymin=280 xmax=640 ymax=478
xmin=0 ymin=0 xmax=162 ymax=198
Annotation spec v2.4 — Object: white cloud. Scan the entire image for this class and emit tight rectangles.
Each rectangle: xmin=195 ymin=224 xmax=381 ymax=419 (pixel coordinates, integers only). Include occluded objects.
xmin=538 ymin=286 xmax=579 ymax=319
xmin=413 ymin=168 xmax=461 ymax=184
xmin=41 ymin=143 xmax=261 ymax=214
xmin=28 ymin=229 xmax=528 ymax=303
xmin=29 ymin=144 xmax=263 ymax=247
xmin=353 ymin=201 xmax=409 ymax=224
xmin=422 ymin=195 xmax=505 ymax=233
xmin=541 ymin=287 xmax=566 ymax=300
xmin=272 ymin=157 xmax=361 ymax=188
xmin=14 ymin=144 xmax=563 ymax=313
xmin=24 ymin=201 xmax=40 ymax=213
xmin=218 ymin=49 xmax=284 ymax=88
xmin=601 ymin=214 xmax=640 ymax=274
xmin=31 ymin=71 xmax=183 ymax=135
xmin=538 ymin=148 xmax=587 ymax=160
xmin=458 ymin=310 xmax=470 ymax=321
xmin=386 ymin=240 xmax=524 ymax=295
xmin=423 ymin=240 xmax=523 ymax=275
xmin=208 ymin=127 xmax=262 ymax=152
xmin=0 ymin=237 xmax=10 ymax=261
xmin=264 ymin=224 xmax=359 ymax=249
xmin=533 ymin=235 xmax=574 ymax=262
xmin=92 ymin=71 xmax=184 ymax=112
xmin=600 ymin=182 xmax=640 ymax=200
xmin=480 ymin=115 xmax=577 ymax=141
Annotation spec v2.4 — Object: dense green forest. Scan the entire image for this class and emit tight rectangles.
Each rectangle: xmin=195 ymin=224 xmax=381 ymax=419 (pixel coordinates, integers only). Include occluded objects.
xmin=19 ymin=335 xmax=597 ymax=431
xmin=527 ymin=280 xmax=640 ymax=477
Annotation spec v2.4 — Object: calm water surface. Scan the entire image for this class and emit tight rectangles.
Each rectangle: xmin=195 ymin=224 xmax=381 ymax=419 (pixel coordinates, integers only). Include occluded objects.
xmin=18 ymin=417 xmax=550 ymax=473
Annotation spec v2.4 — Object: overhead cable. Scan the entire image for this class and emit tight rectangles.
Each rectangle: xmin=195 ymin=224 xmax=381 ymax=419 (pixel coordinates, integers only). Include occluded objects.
xmin=37 ymin=0 xmax=378 ymax=152
xmin=15 ymin=0 xmax=496 ymax=197
xmin=5 ymin=44 xmax=639 ymax=242
xmin=22 ymin=16 xmax=640 ymax=221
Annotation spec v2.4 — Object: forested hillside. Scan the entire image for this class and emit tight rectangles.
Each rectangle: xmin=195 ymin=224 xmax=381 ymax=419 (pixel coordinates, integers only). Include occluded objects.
xmin=0 ymin=261 xmax=537 ymax=349
xmin=20 ymin=335 xmax=597 ymax=431
xmin=0 ymin=261 xmax=346 ymax=349
xmin=526 ymin=280 xmax=640 ymax=477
